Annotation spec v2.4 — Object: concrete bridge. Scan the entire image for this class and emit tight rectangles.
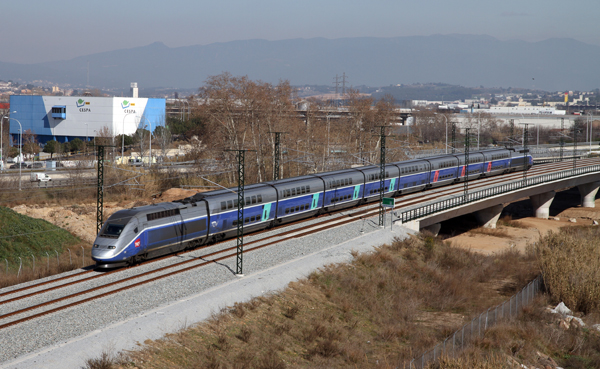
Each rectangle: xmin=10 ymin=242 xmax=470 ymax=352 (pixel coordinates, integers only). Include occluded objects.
xmin=398 ymin=159 xmax=600 ymax=235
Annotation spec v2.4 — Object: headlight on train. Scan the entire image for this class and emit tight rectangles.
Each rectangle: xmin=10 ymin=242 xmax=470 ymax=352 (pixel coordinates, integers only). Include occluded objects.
xmin=93 ymin=244 xmax=99 ymax=248
xmin=108 ymin=246 xmax=116 ymax=249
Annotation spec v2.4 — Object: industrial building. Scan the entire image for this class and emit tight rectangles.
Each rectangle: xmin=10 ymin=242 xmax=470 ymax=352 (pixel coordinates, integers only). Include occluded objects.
xmin=8 ymin=95 xmax=166 ymax=144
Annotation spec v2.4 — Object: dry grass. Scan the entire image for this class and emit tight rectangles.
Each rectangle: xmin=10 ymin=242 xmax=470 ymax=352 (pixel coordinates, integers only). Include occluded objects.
xmin=451 ymin=295 xmax=600 ymax=369
xmin=536 ymin=226 xmax=600 ymax=314
xmin=0 ymin=245 xmax=92 ymax=288
xmin=497 ymin=215 xmax=529 ymax=229
xmin=83 ymin=234 xmax=540 ymax=369
xmin=468 ymin=227 xmax=510 ymax=238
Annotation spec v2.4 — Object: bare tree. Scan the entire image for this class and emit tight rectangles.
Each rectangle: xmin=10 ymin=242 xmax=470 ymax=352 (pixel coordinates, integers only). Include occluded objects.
xmin=154 ymin=121 xmax=172 ymax=161
xmin=22 ymin=129 xmax=39 ymax=158
xmin=197 ymin=73 xmax=300 ymax=184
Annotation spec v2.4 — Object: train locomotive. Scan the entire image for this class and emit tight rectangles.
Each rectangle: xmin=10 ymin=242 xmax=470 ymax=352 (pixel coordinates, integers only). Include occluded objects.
xmin=92 ymin=148 xmax=532 ymax=268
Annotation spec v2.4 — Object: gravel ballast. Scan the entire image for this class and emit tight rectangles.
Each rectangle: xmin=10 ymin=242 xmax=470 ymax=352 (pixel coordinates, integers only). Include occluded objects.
xmin=1 ymin=212 xmax=413 ymax=369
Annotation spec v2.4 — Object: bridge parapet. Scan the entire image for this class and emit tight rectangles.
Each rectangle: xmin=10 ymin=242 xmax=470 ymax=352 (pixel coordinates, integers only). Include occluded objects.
xmin=400 ymin=161 xmax=600 ymax=232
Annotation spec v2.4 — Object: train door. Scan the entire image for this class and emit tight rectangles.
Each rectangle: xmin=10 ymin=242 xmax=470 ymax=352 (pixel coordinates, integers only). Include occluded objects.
xmin=133 ymin=218 xmax=145 ymax=253
xmin=261 ymin=203 xmax=272 ymax=221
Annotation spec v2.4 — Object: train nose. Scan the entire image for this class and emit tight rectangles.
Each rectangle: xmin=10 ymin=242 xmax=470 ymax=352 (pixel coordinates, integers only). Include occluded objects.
xmin=91 ymin=244 xmax=117 ymax=258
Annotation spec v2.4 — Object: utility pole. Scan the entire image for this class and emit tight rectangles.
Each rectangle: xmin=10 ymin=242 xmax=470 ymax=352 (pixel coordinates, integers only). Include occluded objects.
xmin=226 ymin=149 xmax=255 ymax=276
xmin=341 ymin=72 xmax=348 ymax=96
xmin=269 ymin=132 xmax=286 ymax=181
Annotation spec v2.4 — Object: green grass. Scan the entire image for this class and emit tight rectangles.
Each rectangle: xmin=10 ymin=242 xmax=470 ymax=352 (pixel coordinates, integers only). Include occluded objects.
xmin=0 ymin=206 xmax=81 ymax=265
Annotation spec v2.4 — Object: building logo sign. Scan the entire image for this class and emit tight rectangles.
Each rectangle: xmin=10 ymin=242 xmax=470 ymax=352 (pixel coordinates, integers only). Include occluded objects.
xmin=76 ymin=99 xmax=91 ymax=112
xmin=121 ymin=100 xmax=136 ymax=114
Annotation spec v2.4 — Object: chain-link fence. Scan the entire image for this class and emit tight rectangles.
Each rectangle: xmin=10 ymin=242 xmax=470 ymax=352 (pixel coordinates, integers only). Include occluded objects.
xmin=409 ymin=275 xmax=542 ymax=369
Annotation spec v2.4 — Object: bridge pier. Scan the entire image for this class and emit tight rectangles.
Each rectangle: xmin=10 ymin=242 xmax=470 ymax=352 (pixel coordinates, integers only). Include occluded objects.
xmin=474 ymin=204 xmax=504 ymax=229
xmin=530 ymin=191 xmax=556 ymax=219
xmin=421 ymin=223 xmax=441 ymax=236
xmin=578 ymin=182 xmax=600 ymax=208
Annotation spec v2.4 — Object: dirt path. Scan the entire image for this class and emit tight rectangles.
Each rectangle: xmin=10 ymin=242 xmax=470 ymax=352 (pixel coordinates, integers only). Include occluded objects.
xmin=10 ymin=188 xmax=201 ymax=244
xmin=445 ymin=195 xmax=600 ymax=254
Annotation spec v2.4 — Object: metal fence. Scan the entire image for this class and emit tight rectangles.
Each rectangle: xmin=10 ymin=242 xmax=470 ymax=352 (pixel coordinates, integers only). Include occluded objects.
xmin=401 ymin=162 xmax=600 ymax=223
xmin=410 ymin=276 xmax=543 ymax=369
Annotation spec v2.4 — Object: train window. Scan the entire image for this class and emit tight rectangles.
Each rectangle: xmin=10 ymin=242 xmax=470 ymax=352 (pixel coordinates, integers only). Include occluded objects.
xmin=306 ymin=203 xmax=310 ymax=208
xmin=300 ymin=205 xmax=304 ymax=211
xmin=291 ymin=188 xmax=296 ymax=196
xmin=349 ymin=178 xmax=353 ymax=185
xmin=300 ymin=186 xmax=305 ymax=194
xmin=234 ymin=199 xmax=238 ymax=207
xmin=286 ymin=189 xmax=291 ymax=197
xmin=245 ymin=217 xmax=249 ymax=223
xmin=245 ymin=197 xmax=251 ymax=205
xmin=386 ymin=171 xmax=389 ymax=178
xmin=295 ymin=206 xmax=300 ymax=212
xmin=285 ymin=208 xmax=289 ymax=214
xmin=227 ymin=200 xmax=233 ymax=209
xmin=251 ymin=216 xmax=255 ymax=222
xmin=306 ymin=185 xmax=311 ymax=192
xmin=296 ymin=187 xmax=300 ymax=195
xmin=257 ymin=194 xmax=262 ymax=203
xmin=252 ymin=196 xmax=257 ymax=204
xmin=232 ymin=220 xmax=237 ymax=226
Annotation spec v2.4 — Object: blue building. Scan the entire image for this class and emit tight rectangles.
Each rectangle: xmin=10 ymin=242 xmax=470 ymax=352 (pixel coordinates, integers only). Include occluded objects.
xmin=9 ymin=95 xmax=166 ymax=145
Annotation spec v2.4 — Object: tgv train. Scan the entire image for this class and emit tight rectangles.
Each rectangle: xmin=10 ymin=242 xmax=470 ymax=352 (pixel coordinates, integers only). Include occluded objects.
xmin=92 ymin=148 xmax=533 ymax=267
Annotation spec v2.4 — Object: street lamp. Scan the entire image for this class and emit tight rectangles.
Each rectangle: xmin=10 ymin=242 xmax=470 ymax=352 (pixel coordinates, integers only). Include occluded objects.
xmin=5 ymin=112 xmax=23 ymax=190
xmin=85 ymin=123 xmax=88 ymax=155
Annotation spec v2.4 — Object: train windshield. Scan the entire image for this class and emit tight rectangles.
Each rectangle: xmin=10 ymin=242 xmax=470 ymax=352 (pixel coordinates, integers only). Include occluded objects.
xmin=103 ymin=224 xmax=126 ymax=237
xmin=100 ymin=213 xmax=134 ymax=238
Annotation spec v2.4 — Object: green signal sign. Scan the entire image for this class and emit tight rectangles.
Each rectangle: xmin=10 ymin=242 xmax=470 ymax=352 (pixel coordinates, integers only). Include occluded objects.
xmin=382 ymin=197 xmax=395 ymax=208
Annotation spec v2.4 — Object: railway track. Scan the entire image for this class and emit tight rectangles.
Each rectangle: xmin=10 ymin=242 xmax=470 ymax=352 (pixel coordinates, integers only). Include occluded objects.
xmin=1 ymin=159 xmax=597 ymax=331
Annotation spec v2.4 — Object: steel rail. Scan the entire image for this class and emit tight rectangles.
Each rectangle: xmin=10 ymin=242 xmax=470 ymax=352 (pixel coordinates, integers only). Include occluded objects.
xmin=1 ymin=158 xmax=592 ymax=301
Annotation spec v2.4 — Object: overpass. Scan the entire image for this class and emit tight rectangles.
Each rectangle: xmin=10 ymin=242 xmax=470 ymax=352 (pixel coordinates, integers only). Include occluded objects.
xmin=397 ymin=158 xmax=600 ymax=235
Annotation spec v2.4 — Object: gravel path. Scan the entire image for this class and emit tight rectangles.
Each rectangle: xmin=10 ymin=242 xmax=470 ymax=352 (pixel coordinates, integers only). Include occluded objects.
xmin=0 ymin=211 xmax=414 ymax=369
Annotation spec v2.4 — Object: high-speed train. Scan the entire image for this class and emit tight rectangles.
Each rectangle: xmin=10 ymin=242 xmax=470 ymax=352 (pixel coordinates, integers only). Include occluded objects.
xmin=92 ymin=148 xmax=532 ymax=267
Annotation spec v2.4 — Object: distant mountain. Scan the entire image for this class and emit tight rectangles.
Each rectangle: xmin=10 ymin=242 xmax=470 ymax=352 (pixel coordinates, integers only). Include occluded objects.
xmin=2 ymin=35 xmax=599 ymax=92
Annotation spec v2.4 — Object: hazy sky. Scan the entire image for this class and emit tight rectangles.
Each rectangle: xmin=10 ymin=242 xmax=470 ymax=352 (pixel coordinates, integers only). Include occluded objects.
xmin=2 ymin=0 xmax=599 ymax=64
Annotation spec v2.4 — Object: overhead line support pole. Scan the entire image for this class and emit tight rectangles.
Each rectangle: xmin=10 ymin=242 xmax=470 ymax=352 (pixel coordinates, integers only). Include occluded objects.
xmin=519 ymin=123 xmax=531 ymax=187
xmin=464 ymin=128 xmax=470 ymax=202
xmin=560 ymin=118 xmax=564 ymax=161
xmin=96 ymin=145 xmax=115 ymax=236
xmin=226 ymin=149 xmax=255 ymax=276
xmin=451 ymin=122 xmax=456 ymax=153
xmin=378 ymin=126 xmax=387 ymax=227
xmin=269 ymin=132 xmax=286 ymax=181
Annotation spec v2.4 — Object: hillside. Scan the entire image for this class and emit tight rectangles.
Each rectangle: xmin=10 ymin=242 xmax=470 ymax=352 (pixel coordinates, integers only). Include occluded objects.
xmin=0 ymin=206 xmax=81 ymax=263
xmin=2 ymin=35 xmax=600 ymax=91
